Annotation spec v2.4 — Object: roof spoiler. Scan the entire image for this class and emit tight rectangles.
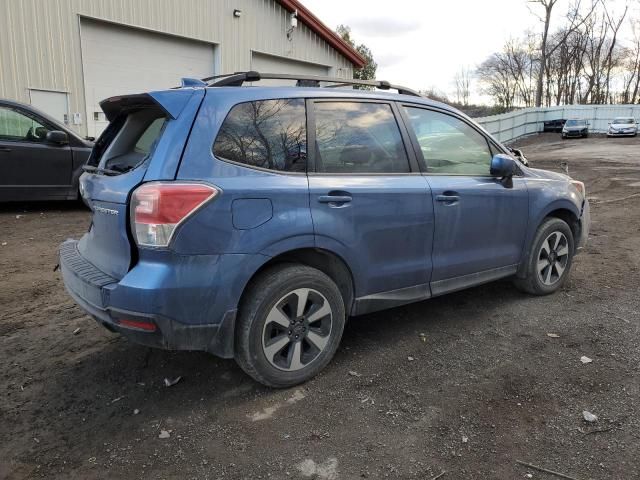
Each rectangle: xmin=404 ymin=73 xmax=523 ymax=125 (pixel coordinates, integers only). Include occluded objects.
xmin=99 ymin=89 xmax=197 ymax=121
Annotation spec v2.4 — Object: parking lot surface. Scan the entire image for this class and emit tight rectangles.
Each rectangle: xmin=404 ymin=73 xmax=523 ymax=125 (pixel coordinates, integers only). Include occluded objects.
xmin=1 ymin=134 xmax=639 ymax=479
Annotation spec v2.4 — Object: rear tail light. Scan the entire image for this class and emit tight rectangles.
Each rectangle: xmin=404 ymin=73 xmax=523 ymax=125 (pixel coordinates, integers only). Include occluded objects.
xmin=130 ymin=182 xmax=218 ymax=247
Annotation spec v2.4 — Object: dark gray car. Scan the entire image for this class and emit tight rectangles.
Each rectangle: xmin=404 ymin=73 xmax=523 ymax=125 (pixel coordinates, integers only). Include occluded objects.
xmin=0 ymin=99 xmax=93 ymax=201
xmin=561 ymin=119 xmax=589 ymax=139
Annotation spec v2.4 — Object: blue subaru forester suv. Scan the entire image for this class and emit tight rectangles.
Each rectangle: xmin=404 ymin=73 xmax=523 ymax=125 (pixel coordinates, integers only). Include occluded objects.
xmin=60 ymin=72 xmax=590 ymax=387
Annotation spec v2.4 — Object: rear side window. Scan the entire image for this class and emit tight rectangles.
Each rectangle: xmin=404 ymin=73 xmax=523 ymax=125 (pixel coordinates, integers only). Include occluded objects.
xmin=313 ymin=102 xmax=410 ymax=173
xmin=213 ymin=99 xmax=307 ymax=172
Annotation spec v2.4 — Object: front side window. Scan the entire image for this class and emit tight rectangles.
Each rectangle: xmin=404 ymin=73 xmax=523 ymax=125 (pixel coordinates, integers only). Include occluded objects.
xmin=0 ymin=107 xmax=50 ymax=142
xmin=213 ymin=99 xmax=307 ymax=172
xmin=314 ymin=102 xmax=410 ymax=173
xmin=403 ymin=107 xmax=492 ymax=175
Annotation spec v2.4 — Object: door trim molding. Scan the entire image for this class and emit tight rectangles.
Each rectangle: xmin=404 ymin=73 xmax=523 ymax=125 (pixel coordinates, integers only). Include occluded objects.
xmin=352 ymin=283 xmax=431 ymax=316
xmin=431 ymin=264 xmax=518 ymax=297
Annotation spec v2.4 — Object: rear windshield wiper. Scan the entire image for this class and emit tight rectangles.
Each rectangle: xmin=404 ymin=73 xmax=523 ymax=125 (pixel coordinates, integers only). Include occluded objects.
xmin=82 ymin=165 xmax=121 ymax=176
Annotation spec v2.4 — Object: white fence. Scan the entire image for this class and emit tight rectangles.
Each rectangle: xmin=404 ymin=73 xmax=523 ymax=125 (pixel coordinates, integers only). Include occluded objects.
xmin=475 ymin=104 xmax=640 ymax=143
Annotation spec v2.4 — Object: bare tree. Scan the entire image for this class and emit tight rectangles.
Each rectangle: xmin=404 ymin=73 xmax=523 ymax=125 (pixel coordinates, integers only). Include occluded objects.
xmin=602 ymin=3 xmax=628 ymax=103
xmin=623 ymin=21 xmax=640 ymax=103
xmin=477 ymin=53 xmax=518 ymax=109
xmin=453 ymin=67 xmax=472 ymax=106
xmin=478 ymin=0 xmax=635 ymax=108
xmin=529 ymin=0 xmax=599 ymax=106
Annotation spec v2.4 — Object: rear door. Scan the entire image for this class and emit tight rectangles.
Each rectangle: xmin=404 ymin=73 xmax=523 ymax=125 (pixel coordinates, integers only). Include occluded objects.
xmin=307 ymin=99 xmax=434 ymax=305
xmin=78 ymin=90 xmax=204 ymax=279
xmin=400 ymin=105 xmax=528 ymax=294
xmin=0 ymin=105 xmax=72 ymax=199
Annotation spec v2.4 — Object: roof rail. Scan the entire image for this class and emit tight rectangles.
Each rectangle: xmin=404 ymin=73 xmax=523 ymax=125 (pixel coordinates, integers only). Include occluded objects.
xmin=201 ymin=71 xmax=421 ymax=97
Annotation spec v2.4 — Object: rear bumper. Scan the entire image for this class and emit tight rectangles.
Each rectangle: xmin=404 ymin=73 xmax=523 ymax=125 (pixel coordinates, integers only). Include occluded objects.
xmin=59 ymin=240 xmax=248 ymax=358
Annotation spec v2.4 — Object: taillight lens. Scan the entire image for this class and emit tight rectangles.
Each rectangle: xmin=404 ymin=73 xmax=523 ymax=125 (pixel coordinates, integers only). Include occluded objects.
xmin=130 ymin=183 xmax=218 ymax=247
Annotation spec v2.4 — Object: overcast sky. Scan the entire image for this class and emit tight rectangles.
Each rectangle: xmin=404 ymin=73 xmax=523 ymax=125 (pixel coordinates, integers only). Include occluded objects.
xmin=302 ymin=0 xmax=636 ymax=103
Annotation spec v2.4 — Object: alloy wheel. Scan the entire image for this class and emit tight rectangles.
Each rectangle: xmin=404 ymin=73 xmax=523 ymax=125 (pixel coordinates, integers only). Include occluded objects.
xmin=537 ymin=231 xmax=570 ymax=286
xmin=261 ymin=288 xmax=333 ymax=371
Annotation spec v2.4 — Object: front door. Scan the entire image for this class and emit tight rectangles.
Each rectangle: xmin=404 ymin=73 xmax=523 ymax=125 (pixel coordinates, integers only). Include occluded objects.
xmin=307 ymin=100 xmax=434 ymax=308
xmin=0 ymin=105 xmax=72 ymax=200
xmin=401 ymin=105 xmax=528 ymax=294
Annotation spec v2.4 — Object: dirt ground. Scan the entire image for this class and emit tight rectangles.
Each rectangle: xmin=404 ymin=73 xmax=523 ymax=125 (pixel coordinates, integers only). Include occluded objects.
xmin=1 ymin=133 xmax=639 ymax=480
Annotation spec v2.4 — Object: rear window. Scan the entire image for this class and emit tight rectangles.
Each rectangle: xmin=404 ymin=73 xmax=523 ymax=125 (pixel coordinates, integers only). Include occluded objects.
xmin=213 ymin=99 xmax=307 ymax=172
xmin=88 ymin=108 xmax=166 ymax=174
xmin=135 ymin=117 xmax=165 ymax=154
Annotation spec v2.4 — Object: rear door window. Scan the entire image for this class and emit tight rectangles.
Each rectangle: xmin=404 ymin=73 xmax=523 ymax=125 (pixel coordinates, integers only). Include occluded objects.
xmin=313 ymin=102 xmax=410 ymax=173
xmin=213 ymin=99 xmax=307 ymax=172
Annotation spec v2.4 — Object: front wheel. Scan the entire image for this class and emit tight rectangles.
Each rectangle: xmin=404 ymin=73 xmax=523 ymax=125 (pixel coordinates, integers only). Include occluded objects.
xmin=514 ymin=217 xmax=575 ymax=295
xmin=235 ymin=264 xmax=346 ymax=388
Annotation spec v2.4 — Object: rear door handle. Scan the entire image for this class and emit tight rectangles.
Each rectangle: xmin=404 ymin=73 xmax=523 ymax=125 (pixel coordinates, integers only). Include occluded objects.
xmin=0 ymin=147 xmax=11 ymax=153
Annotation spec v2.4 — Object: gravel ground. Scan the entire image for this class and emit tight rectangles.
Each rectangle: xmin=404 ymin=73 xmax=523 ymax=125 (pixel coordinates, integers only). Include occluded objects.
xmin=1 ymin=133 xmax=639 ymax=479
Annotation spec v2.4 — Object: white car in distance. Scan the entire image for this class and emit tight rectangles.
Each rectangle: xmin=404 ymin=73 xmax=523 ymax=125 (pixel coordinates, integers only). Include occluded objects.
xmin=607 ymin=117 xmax=637 ymax=137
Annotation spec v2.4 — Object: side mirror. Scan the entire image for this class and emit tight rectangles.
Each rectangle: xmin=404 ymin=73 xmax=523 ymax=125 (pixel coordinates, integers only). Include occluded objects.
xmin=491 ymin=154 xmax=517 ymax=188
xmin=46 ymin=130 xmax=68 ymax=145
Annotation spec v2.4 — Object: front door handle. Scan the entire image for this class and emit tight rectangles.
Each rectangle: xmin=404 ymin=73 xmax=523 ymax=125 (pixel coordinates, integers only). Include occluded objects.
xmin=0 ymin=147 xmax=11 ymax=153
xmin=318 ymin=191 xmax=352 ymax=207
xmin=435 ymin=191 xmax=460 ymax=205
xmin=318 ymin=195 xmax=352 ymax=204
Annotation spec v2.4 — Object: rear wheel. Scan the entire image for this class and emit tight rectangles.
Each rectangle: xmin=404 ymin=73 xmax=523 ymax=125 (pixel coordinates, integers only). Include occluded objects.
xmin=235 ymin=264 xmax=346 ymax=387
xmin=514 ymin=217 xmax=574 ymax=295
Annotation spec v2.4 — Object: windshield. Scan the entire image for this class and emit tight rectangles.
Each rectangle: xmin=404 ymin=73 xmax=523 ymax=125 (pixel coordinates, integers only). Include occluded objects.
xmin=565 ymin=120 xmax=586 ymax=127
xmin=613 ymin=118 xmax=635 ymax=124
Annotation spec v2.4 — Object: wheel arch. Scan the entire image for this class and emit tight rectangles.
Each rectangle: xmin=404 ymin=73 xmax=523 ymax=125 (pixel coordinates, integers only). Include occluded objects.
xmin=545 ymin=207 xmax=580 ymax=243
xmin=238 ymin=247 xmax=356 ymax=318
xmin=517 ymin=201 xmax=581 ymax=278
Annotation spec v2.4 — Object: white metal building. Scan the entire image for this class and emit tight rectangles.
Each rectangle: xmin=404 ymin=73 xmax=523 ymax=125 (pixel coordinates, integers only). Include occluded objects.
xmin=0 ymin=0 xmax=364 ymax=137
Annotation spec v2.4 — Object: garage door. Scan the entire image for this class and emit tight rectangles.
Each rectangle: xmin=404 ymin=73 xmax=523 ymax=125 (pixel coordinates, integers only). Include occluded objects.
xmin=251 ymin=52 xmax=329 ymax=85
xmin=81 ymin=19 xmax=216 ymax=137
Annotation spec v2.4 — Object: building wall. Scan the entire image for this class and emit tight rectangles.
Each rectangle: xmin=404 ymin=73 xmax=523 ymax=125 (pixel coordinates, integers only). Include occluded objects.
xmin=0 ymin=0 xmax=354 ymax=136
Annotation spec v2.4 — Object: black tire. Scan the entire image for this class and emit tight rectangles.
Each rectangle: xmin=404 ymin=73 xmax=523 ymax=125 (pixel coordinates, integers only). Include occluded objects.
xmin=235 ymin=264 xmax=346 ymax=388
xmin=514 ymin=217 xmax=575 ymax=295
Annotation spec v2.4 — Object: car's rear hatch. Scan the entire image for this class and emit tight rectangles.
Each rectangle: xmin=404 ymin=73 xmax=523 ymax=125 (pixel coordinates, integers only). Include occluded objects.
xmin=77 ymin=89 xmax=205 ymax=279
